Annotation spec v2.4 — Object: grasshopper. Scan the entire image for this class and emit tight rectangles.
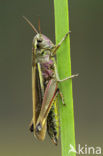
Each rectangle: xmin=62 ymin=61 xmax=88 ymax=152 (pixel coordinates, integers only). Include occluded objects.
xmin=23 ymin=16 xmax=78 ymax=145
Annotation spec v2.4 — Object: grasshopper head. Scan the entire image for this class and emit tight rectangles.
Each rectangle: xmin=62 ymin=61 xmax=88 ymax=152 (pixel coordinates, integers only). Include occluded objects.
xmin=33 ymin=33 xmax=54 ymax=51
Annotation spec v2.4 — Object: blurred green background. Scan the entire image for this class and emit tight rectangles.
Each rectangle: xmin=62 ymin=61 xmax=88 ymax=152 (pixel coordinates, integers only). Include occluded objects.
xmin=0 ymin=0 xmax=103 ymax=156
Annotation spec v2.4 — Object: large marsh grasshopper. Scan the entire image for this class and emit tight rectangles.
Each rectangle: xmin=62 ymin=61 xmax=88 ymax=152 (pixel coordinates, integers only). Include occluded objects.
xmin=23 ymin=16 xmax=78 ymax=145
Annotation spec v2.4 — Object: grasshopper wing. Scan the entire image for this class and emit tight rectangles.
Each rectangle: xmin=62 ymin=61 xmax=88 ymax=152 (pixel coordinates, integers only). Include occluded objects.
xmin=31 ymin=56 xmax=47 ymax=140
xmin=35 ymin=79 xmax=58 ymax=134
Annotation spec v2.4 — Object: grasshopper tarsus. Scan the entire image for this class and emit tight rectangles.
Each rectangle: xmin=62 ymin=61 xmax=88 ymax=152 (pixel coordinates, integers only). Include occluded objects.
xmin=64 ymin=31 xmax=71 ymax=39
xmin=70 ymin=73 xmax=79 ymax=78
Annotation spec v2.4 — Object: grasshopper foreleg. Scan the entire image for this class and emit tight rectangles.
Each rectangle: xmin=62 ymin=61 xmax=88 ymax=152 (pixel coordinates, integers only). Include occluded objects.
xmin=52 ymin=31 xmax=71 ymax=55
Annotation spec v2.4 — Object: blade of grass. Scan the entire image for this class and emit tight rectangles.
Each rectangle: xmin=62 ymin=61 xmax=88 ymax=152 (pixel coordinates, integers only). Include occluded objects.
xmin=54 ymin=0 xmax=76 ymax=156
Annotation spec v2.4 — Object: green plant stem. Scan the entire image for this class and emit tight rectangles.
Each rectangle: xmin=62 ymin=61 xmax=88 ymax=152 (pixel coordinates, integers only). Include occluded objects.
xmin=54 ymin=0 xmax=76 ymax=156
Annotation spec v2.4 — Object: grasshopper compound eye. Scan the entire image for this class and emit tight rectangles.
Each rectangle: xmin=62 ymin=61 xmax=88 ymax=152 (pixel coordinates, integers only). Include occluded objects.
xmin=37 ymin=38 xmax=43 ymax=48
xmin=37 ymin=38 xmax=42 ymax=42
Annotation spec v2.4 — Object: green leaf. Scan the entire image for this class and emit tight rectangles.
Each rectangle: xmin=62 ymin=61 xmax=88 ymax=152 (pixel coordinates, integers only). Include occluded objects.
xmin=54 ymin=0 xmax=76 ymax=156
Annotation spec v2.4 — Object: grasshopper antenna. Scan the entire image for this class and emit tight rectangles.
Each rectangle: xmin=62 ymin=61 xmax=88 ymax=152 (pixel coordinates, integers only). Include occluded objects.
xmin=38 ymin=17 xmax=41 ymax=34
xmin=23 ymin=16 xmax=38 ymax=34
